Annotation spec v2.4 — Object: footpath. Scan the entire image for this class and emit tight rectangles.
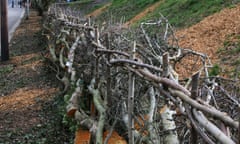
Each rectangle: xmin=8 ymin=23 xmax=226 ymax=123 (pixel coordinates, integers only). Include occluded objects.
xmin=0 ymin=10 xmax=71 ymax=143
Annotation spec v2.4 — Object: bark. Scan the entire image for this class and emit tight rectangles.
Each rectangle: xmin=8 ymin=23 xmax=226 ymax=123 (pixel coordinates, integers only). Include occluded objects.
xmin=147 ymin=87 xmax=160 ymax=143
xmin=170 ymin=89 xmax=238 ymax=128
xmin=88 ymin=79 xmax=106 ymax=144
xmin=193 ymin=109 xmax=235 ymax=144
xmin=185 ymin=106 xmax=215 ymax=144
xmin=128 ymin=42 xmax=136 ymax=144
xmin=160 ymin=105 xmax=179 ymax=144
xmin=74 ymin=110 xmax=95 ymax=131
xmin=137 ymin=69 xmax=190 ymax=95
xmin=66 ymin=79 xmax=82 ymax=117
xmin=190 ymin=72 xmax=200 ymax=143
xmin=66 ymin=36 xmax=80 ymax=73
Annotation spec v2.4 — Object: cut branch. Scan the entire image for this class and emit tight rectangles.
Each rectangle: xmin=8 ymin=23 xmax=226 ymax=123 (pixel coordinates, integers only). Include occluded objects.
xmin=171 ymin=90 xmax=238 ymax=128
xmin=193 ymin=109 xmax=235 ymax=144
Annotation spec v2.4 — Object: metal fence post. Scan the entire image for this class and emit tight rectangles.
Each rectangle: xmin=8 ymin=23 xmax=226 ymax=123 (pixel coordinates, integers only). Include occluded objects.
xmin=1 ymin=0 xmax=9 ymax=61
xmin=26 ymin=0 xmax=29 ymax=19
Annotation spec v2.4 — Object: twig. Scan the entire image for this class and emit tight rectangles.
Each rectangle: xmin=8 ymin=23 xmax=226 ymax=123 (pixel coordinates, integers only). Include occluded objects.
xmin=171 ymin=89 xmax=238 ymax=128
xmin=110 ymin=59 xmax=162 ymax=72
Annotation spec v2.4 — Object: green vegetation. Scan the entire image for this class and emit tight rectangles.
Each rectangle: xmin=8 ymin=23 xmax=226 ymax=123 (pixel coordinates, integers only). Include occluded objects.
xmin=221 ymin=34 xmax=240 ymax=56
xmin=209 ymin=64 xmax=220 ymax=76
xmin=139 ymin=0 xmax=240 ymax=28
xmin=96 ymin=0 xmax=159 ymax=24
xmin=0 ymin=65 xmax=14 ymax=75
xmin=92 ymin=0 xmax=240 ymax=28
xmin=218 ymin=33 xmax=240 ymax=78
xmin=71 ymin=0 xmax=92 ymax=3
xmin=67 ymin=0 xmax=93 ymax=6
xmin=230 ymin=43 xmax=240 ymax=54
xmin=62 ymin=0 xmax=106 ymax=16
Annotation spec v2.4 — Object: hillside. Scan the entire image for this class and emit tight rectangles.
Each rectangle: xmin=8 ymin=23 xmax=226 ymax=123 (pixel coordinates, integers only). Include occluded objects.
xmin=176 ymin=4 xmax=240 ymax=78
xmin=87 ymin=0 xmax=240 ymax=78
xmin=0 ymin=0 xmax=240 ymax=143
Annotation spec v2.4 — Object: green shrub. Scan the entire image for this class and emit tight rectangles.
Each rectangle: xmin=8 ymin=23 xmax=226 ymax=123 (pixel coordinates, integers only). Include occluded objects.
xmin=209 ymin=64 xmax=220 ymax=76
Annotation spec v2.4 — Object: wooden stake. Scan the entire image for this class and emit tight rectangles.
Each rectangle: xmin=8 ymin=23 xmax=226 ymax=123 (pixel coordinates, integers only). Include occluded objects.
xmin=162 ymin=52 xmax=169 ymax=77
xmin=128 ymin=41 xmax=136 ymax=144
xmin=238 ymin=106 xmax=240 ymax=144
xmin=105 ymin=33 xmax=112 ymax=106
xmin=190 ymin=72 xmax=200 ymax=143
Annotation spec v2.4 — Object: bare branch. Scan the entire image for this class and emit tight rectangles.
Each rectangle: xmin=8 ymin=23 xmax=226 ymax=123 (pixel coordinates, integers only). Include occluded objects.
xmin=171 ymin=89 xmax=238 ymax=128
xmin=193 ymin=109 xmax=235 ymax=144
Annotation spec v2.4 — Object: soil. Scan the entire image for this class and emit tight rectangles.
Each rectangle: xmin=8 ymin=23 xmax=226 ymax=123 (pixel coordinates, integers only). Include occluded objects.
xmin=1 ymin=1 xmax=240 ymax=144
xmin=0 ymin=10 xmax=72 ymax=143
xmin=175 ymin=4 xmax=240 ymax=78
xmin=121 ymin=1 xmax=240 ymax=78
xmin=123 ymin=0 xmax=164 ymax=27
xmin=176 ymin=4 xmax=240 ymax=62
xmin=86 ymin=2 xmax=112 ymax=18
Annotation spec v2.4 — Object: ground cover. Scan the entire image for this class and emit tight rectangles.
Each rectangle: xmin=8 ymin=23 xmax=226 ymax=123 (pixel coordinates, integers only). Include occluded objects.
xmin=0 ymin=10 xmax=73 ymax=143
xmin=1 ymin=0 xmax=240 ymax=143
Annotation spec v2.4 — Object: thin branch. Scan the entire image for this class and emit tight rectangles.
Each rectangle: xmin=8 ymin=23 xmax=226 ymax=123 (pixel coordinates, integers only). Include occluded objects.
xmin=110 ymin=59 xmax=162 ymax=72
xmin=171 ymin=89 xmax=238 ymax=128
xmin=95 ymin=49 xmax=130 ymax=58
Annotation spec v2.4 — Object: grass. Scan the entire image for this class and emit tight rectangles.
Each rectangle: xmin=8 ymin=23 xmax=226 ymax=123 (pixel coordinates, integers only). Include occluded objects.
xmin=96 ymin=0 xmax=159 ymax=24
xmin=88 ymin=0 xmax=240 ymax=28
xmin=74 ymin=0 xmax=240 ymax=28
xmin=134 ymin=0 xmax=240 ymax=28
xmin=223 ymin=34 xmax=240 ymax=54
xmin=0 ymin=65 xmax=14 ymax=75
xmin=69 ymin=0 xmax=93 ymax=4
xmin=217 ymin=33 xmax=240 ymax=78
xmin=209 ymin=64 xmax=220 ymax=76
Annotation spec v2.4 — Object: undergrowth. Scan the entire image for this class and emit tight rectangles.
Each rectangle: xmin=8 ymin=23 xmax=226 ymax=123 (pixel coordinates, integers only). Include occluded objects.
xmin=218 ymin=33 xmax=240 ymax=78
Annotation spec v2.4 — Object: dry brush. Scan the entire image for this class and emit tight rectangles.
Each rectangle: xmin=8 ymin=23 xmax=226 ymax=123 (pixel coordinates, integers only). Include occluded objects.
xmin=43 ymin=4 xmax=240 ymax=144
